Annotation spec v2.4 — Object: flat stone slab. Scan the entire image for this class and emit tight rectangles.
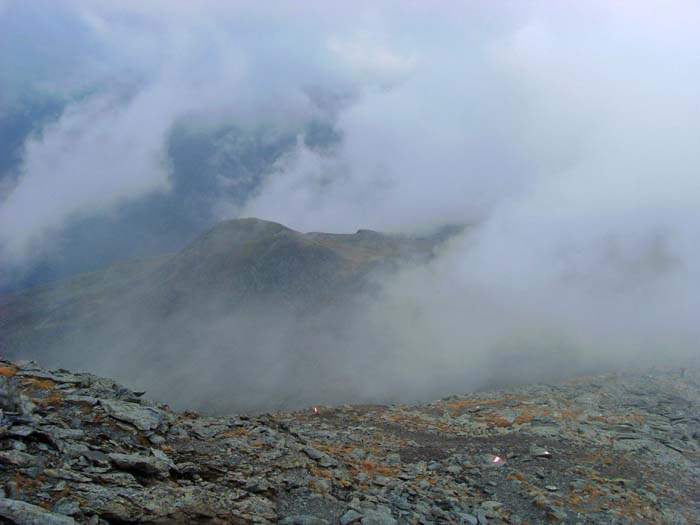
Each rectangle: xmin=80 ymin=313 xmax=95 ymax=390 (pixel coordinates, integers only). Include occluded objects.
xmin=0 ymin=498 xmax=77 ymax=525
xmin=108 ymin=453 xmax=171 ymax=478
xmin=100 ymin=399 xmax=165 ymax=431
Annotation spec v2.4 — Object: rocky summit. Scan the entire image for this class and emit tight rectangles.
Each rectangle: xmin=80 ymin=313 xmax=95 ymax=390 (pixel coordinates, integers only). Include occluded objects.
xmin=0 ymin=359 xmax=698 ymax=524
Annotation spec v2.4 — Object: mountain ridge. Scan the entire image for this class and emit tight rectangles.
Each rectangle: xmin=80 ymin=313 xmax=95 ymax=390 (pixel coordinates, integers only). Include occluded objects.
xmin=0 ymin=217 xmax=453 ymax=331
xmin=0 ymin=218 xmax=462 ymax=412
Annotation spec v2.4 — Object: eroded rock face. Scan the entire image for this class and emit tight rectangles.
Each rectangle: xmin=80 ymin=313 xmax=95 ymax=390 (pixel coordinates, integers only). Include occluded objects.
xmin=0 ymin=359 xmax=699 ymax=524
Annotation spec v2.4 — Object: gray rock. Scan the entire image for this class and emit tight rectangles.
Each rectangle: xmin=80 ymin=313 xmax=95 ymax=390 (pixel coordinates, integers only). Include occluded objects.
xmin=0 ymin=377 xmax=32 ymax=415
xmin=361 ymin=505 xmax=397 ymax=525
xmin=280 ymin=516 xmax=330 ymax=525
xmin=150 ymin=448 xmax=175 ymax=469
xmin=350 ymin=448 xmax=368 ymax=461
xmin=480 ymin=501 xmax=502 ymax=511
xmin=91 ymin=472 xmax=141 ymax=487
xmin=529 ymin=446 xmax=552 ymax=459
xmin=48 ymin=427 xmax=85 ymax=440
xmin=459 ymin=513 xmax=478 ymax=525
xmin=0 ymin=450 xmax=39 ymax=467
xmin=52 ymin=498 xmax=80 ymax=516
xmin=302 ymin=446 xmax=325 ymax=460
xmin=108 ymin=452 xmax=171 ymax=477
xmin=81 ymin=450 xmax=110 ymax=467
xmin=1 ymin=359 xmax=700 ymax=525
xmin=8 ymin=426 xmax=34 ymax=437
xmin=64 ymin=395 xmax=99 ymax=405
xmin=148 ymin=434 xmax=165 ymax=445
xmin=233 ymin=495 xmax=277 ymax=521
xmin=9 ymin=440 xmax=27 ymax=451
xmin=340 ymin=509 xmax=364 ymax=524
xmin=56 ymin=441 xmax=90 ymax=456
xmin=44 ymin=469 xmax=92 ymax=483
xmin=0 ymin=497 xmax=77 ymax=524
xmin=100 ymin=399 xmax=165 ymax=431
xmin=15 ymin=370 xmax=83 ymax=384
xmin=318 ymin=455 xmax=337 ymax=468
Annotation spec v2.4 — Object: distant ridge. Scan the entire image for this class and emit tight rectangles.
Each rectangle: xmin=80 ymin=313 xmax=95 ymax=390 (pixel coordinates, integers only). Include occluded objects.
xmin=0 ymin=218 xmax=461 ymax=411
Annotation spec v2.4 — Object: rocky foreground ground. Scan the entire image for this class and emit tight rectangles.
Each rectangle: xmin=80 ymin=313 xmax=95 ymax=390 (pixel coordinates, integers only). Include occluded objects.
xmin=0 ymin=360 xmax=698 ymax=524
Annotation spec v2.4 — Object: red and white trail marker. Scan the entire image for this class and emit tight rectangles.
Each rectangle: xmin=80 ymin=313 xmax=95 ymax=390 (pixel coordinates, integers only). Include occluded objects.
xmin=491 ymin=455 xmax=504 ymax=464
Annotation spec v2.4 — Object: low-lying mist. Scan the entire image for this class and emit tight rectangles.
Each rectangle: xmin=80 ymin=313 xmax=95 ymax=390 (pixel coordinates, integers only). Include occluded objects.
xmin=24 ymin=220 xmax=699 ymax=415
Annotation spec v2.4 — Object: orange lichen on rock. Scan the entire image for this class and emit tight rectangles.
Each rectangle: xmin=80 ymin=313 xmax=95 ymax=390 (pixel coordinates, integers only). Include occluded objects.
xmin=474 ymin=412 xmax=514 ymax=428
xmin=471 ymin=401 xmax=582 ymax=429
xmin=14 ymin=473 xmax=42 ymax=495
xmin=565 ymin=494 xmax=584 ymax=507
xmin=355 ymin=460 xmax=399 ymax=478
xmin=21 ymin=378 xmax=56 ymax=390
xmin=316 ymin=444 xmax=361 ymax=456
xmin=35 ymin=390 xmax=65 ymax=408
xmin=218 ymin=428 xmax=250 ymax=439
xmin=16 ymin=375 xmax=65 ymax=408
xmin=507 ymin=471 xmax=527 ymax=482
xmin=442 ymin=397 xmax=515 ymax=415
xmin=514 ymin=411 xmax=535 ymax=425
xmin=0 ymin=365 xmax=18 ymax=377
xmin=510 ymin=404 xmax=582 ymax=424
xmin=308 ymin=466 xmax=334 ymax=479
xmin=563 ymin=483 xmax=659 ymax=524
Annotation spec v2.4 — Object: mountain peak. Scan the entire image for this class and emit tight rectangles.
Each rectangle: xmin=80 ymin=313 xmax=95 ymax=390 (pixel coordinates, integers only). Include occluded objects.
xmin=200 ymin=217 xmax=298 ymax=244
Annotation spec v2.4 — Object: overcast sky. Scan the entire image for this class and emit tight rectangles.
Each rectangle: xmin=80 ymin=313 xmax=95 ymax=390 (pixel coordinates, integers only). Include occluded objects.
xmin=1 ymin=1 xmax=700 ymax=392
xmin=1 ymin=1 xmax=696 ymax=260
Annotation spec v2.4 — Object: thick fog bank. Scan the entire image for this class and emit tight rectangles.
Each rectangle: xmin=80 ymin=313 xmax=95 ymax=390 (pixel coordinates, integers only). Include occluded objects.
xmin=1 ymin=1 xmax=699 ymax=412
xmin=23 ymin=244 xmax=699 ymax=414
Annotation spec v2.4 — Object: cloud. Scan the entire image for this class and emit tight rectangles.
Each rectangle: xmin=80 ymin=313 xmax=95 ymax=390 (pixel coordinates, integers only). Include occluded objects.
xmin=238 ymin=0 xmax=700 ymax=383
xmin=0 ymin=0 xmax=425 ymax=265
xmin=2 ymin=0 xmax=700 ymax=407
xmin=327 ymin=34 xmax=417 ymax=90
xmin=0 ymin=91 xmax=170 ymax=262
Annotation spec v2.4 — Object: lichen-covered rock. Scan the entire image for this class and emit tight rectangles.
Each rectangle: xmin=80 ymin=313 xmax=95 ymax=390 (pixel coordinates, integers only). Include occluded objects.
xmin=0 ymin=497 xmax=77 ymax=525
xmin=108 ymin=452 xmax=171 ymax=477
xmin=0 ymin=358 xmax=698 ymax=524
